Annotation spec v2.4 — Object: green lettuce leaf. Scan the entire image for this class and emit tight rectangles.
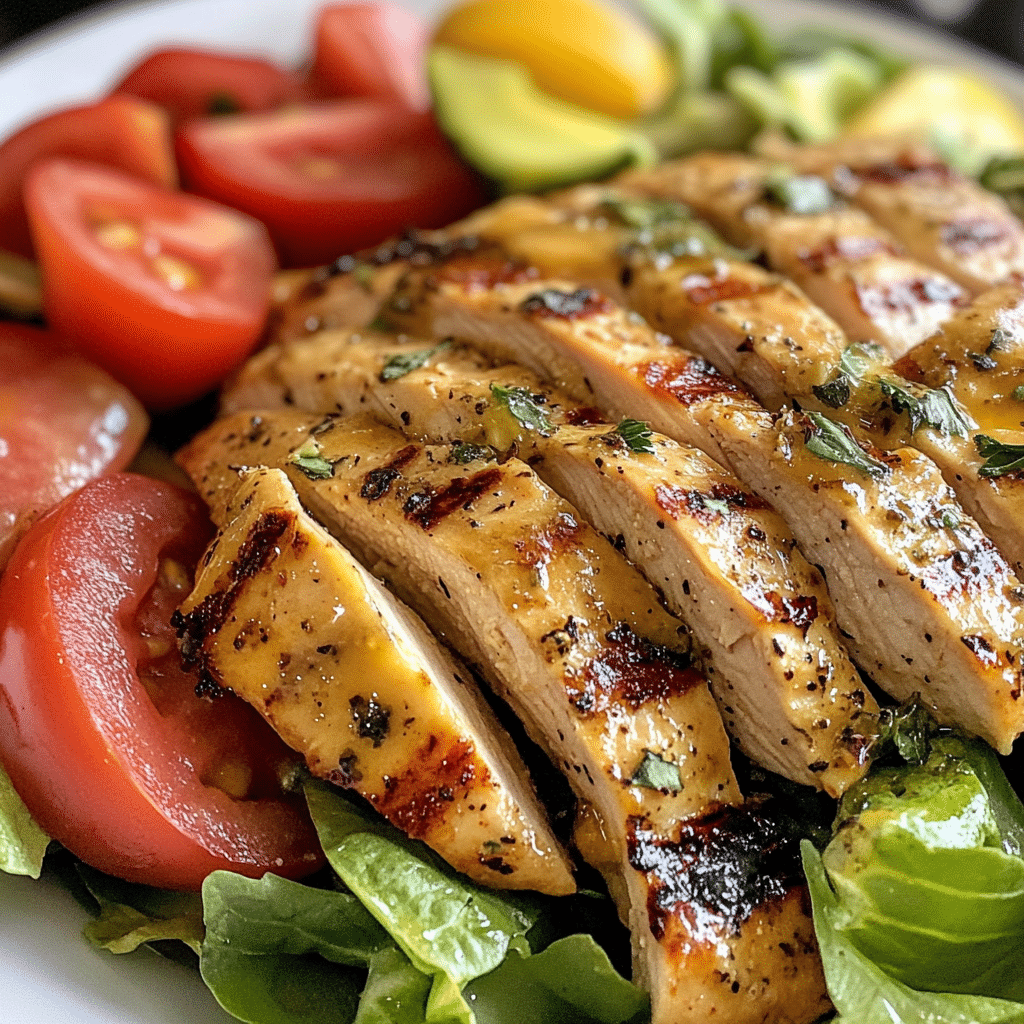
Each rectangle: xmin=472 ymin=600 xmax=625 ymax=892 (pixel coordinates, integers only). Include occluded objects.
xmin=0 ymin=761 xmax=49 ymax=878
xmin=200 ymin=870 xmax=394 ymax=1024
xmin=78 ymin=863 xmax=205 ymax=956
xmin=803 ymin=841 xmax=1024 ymax=1024
xmin=353 ymin=948 xmax=431 ymax=1024
xmin=465 ymin=935 xmax=649 ymax=1024
xmin=305 ymin=783 xmax=539 ymax=1022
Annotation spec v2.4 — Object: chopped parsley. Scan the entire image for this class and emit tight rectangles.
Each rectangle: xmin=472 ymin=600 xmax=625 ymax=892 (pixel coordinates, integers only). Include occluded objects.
xmin=489 ymin=384 xmax=555 ymax=436
xmin=974 ymin=434 xmax=1024 ymax=478
xmin=764 ymin=168 xmax=835 ymax=215
xmin=598 ymin=195 xmax=691 ymax=230
xmin=611 ymin=418 xmax=656 ymax=454
xmin=803 ymin=413 xmax=888 ymax=479
xmin=1013 ymin=385 xmax=1024 ymax=402
xmin=630 ymin=750 xmax=682 ymax=793
xmin=379 ymin=340 xmax=451 ymax=382
xmin=289 ymin=438 xmax=335 ymax=480
xmin=448 ymin=441 xmax=495 ymax=465
xmin=877 ymin=380 xmax=970 ymax=437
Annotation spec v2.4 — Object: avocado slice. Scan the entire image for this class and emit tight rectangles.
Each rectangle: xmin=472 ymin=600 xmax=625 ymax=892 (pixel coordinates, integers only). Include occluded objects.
xmin=428 ymin=45 xmax=657 ymax=195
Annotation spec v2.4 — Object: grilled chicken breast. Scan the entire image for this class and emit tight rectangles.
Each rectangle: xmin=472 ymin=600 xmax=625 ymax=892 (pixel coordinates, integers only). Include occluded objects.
xmin=381 ymin=261 xmax=1024 ymax=753
xmin=617 ymin=151 xmax=968 ymax=357
xmin=179 ymin=409 xmax=829 ymax=1024
xmin=225 ymin=329 xmax=875 ymax=796
xmin=175 ymin=466 xmax=574 ymax=893
xmin=764 ymin=137 xmax=1024 ymax=293
xmin=892 ymin=282 xmax=1024 ymax=576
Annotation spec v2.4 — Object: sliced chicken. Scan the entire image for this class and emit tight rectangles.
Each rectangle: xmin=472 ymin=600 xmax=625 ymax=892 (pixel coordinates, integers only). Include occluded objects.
xmin=616 ymin=151 xmax=968 ymax=358
xmin=384 ymin=263 xmax=1024 ymax=753
xmin=225 ymin=330 xmax=876 ymax=796
xmin=180 ymin=409 xmax=829 ymax=1024
xmin=892 ymin=282 xmax=1024 ymax=575
xmin=765 ymin=137 xmax=1024 ymax=293
xmin=175 ymin=466 xmax=574 ymax=894
xmin=622 ymin=250 xmax=847 ymax=409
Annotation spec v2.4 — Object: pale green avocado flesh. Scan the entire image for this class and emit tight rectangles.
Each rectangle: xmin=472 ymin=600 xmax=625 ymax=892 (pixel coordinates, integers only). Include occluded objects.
xmin=428 ymin=45 xmax=657 ymax=195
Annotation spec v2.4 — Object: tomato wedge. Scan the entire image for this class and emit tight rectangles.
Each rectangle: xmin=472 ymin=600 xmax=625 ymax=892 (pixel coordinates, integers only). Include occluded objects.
xmin=176 ymin=101 xmax=488 ymax=267
xmin=308 ymin=2 xmax=429 ymax=110
xmin=113 ymin=47 xmax=303 ymax=123
xmin=26 ymin=158 xmax=276 ymax=411
xmin=0 ymin=322 xmax=148 ymax=570
xmin=0 ymin=94 xmax=176 ymax=258
xmin=0 ymin=474 xmax=323 ymax=890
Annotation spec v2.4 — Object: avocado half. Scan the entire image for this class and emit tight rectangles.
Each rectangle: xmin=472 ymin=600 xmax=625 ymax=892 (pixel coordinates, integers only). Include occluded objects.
xmin=428 ymin=45 xmax=657 ymax=195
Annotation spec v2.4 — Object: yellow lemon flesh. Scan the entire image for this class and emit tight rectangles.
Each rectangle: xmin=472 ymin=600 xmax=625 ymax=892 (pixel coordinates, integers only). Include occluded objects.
xmin=844 ymin=65 xmax=1024 ymax=174
xmin=433 ymin=0 xmax=674 ymax=119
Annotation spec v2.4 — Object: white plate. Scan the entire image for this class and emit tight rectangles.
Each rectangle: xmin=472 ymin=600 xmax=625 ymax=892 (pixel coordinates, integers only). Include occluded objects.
xmin=1 ymin=2 xmax=1023 ymax=1022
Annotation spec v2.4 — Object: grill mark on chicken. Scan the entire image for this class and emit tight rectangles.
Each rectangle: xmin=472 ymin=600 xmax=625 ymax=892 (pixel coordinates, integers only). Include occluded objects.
xmin=175 ymin=507 xmax=295 ymax=696
xmin=513 ymin=511 xmax=585 ymax=570
xmin=360 ymin=443 xmax=419 ymax=500
xmin=798 ymin=234 xmax=899 ymax=273
xmin=562 ymin=405 xmax=606 ymax=425
xmin=403 ymin=468 xmax=504 ymax=530
xmin=641 ymin=356 xmax=746 ymax=406
xmin=370 ymin=737 xmax=482 ymax=839
xmin=942 ymin=218 xmax=1015 ymax=257
xmin=854 ymin=275 xmax=965 ymax=320
xmin=678 ymin=272 xmax=768 ymax=306
xmin=852 ymin=160 xmax=956 ymax=187
xmin=426 ymin=251 xmax=540 ymax=292
xmin=520 ymin=287 xmax=615 ymax=320
xmin=628 ymin=799 xmax=805 ymax=943
xmin=571 ymin=622 xmax=703 ymax=715
xmin=653 ymin=481 xmax=770 ymax=525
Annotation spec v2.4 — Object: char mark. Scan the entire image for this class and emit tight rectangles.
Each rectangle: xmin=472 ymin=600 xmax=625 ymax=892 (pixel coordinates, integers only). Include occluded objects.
xmin=852 ymin=159 xmax=957 ymax=186
xmin=679 ymin=271 xmax=766 ymax=306
xmin=641 ymin=356 xmax=746 ymax=406
xmin=570 ymin=622 xmax=698 ymax=715
xmin=941 ymin=218 xmax=1013 ymax=256
xmin=654 ymin=481 xmax=769 ymax=523
xmin=360 ymin=444 xmax=420 ymax=501
xmin=520 ymin=287 xmax=614 ymax=320
xmin=403 ymin=468 xmax=504 ymax=530
xmin=855 ymin=276 xmax=965 ymax=317
xmin=628 ymin=797 xmax=806 ymax=943
xmin=797 ymin=235 xmax=899 ymax=274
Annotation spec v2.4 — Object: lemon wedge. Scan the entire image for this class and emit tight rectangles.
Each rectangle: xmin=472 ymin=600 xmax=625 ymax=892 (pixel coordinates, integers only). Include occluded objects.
xmin=433 ymin=0 xmax=674 ymax=119
xmin=843 ymin=65 xmax=1024 ymax=174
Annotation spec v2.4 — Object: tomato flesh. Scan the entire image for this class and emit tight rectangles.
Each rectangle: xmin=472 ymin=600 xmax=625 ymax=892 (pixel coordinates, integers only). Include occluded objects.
xmin=114 ymin=47 xmax=304 ymax=123
xmin=0 ymin=474 xmax=323 ymax=890
xmin=26 ymin=157 xmax=276 ymax=411
xmin=308 ymin=2 xmax=429 ymax=110
xmin=176 ymin=101 xmax=489 ymax=267
xmin=0 ymin=95 xmax=176 ymax=259
xmin=0 ymin=321 xmax=148 ymax=569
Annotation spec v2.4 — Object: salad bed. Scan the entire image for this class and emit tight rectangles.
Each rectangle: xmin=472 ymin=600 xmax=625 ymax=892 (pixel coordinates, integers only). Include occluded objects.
xmin=2 ymin=2 xmax=1024 ymax=1023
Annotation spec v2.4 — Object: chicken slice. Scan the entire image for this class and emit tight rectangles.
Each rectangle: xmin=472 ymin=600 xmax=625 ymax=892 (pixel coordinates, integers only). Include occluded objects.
xmin=385 ymin=265 xmax=1024 ymax=753
xmin=175 ymin=466 xmax=574 ymax=893
xmin=616 ymin=151 xmax=968 ymax=358
xmin=224 ymin=330 xmax=875 ymax=796
xmin=766 ymin=137 xmax=1024 ymax=293
xmin=891 ymin=282 xmax=1024 ymax=575
xmin=623 ymin=251 xmax=847 ymax=409
xmin=180 ymin=409 xmax=829 ymax=1024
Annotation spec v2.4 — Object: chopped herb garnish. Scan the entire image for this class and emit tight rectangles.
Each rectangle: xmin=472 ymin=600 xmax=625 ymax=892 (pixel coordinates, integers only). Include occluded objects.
xmin=290 ymin=438 xmax=335 ymax=480
xmin=489 ymin=384 xmax=555 ymax=436
xmin=1013 ymin=385 xmax=1024 ymax=402
xmin=764 ymin=168 xmax=835 ymax=215
xmin=811 ymin=375 xmax=851 ymax=409
xmin=803 ymin=412 xmax=888 ymax=479
xmin=379 ymin=340 xmax=451 ymax=382
xmin=599 ymin=195 xmax=691 ymax=230
xmin=352 ymin=262 xmax=376 ymax=289
xmin=612 ymin=418 xmax=656 ymax=454
xmin=701 ymin=496 xmax=731 ymax=515
xmin=980 ymin=154 xmax=1024 ymax=218
xmin=366 ymin=313 xmax=393 ymax=332
xmin=448 ymin=441 xmax=495 ymax=465
xmin=974 ymin=434 xmax=1024 ymax=478
xmin=877 ymin=380 xmax=970 ymax=436
xmin=987 ymin=326 xmax=1012 ymax=354
xmin=968 ymin=350 xmax=998 ymax=371
xmin=630 ymin=750 xmax=682 ymax=792
xmin=840 ymin=343 xmax=885 ymax=376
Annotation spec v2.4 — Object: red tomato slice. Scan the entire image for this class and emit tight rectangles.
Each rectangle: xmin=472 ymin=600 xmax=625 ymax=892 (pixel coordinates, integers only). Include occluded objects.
xmin=0 ymin=473 xmax=323 ymax=890
xmin=176 ymin=102 xmax=488 ymax=268
xmin=113 ymin=47 xmax=304 ymax=124
xmin=0 ymin=322 xmax=148 ymax=570
xmin=308 ymin=3 xmax=429 ymax=110
xmin=26 ymin=158 xmax=276 ymax=411
xmin=0 ymin=94 xmax=177 ymax=259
